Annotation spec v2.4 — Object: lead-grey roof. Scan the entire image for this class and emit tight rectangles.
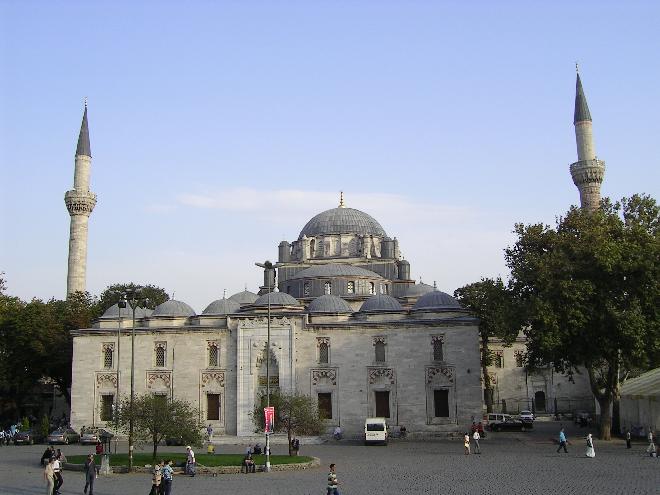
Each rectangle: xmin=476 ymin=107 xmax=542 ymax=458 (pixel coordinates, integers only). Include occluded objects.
xmin=252 ymin=291 xmax=301 ymax=307
xmin=76 ymin=105 xmax=91 ymax=156
xmin=412 ymin=291 xmax=462 ymax=310
xmin=307 ymin=294 xmax=353 ymax=313
xmin=299 ymin=207 xmax=387 ymax=239
xmin=152 ymin=299 xmax=196 ymax=317
xmin=228 ymin=290 xmax=259 ymax=305
xmin=360 ymin=294 xmax=403 ymax=312
xmin=574 ymin=74 xmax=592 ymax=124
xmin=100 ymin=302 xmax=149 ymax=319
xmin=290 ymin=263 xmax=383 ymax=280
xmin=405 ymin=282 xmax=435 ymax=297
xmin=202 ymin=298 xmax=241 ymax=315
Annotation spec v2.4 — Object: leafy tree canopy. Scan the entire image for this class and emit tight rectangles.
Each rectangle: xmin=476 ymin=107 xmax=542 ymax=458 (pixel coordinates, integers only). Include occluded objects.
xmin=97 ymin=283 xmax=170 ymax=316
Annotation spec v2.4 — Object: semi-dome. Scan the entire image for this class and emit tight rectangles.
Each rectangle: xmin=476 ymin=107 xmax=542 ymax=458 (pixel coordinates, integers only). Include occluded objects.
xmin=291 ymin=263 xmax=383 ymax=280
xmin=252 ymin=292 xmax=301 ymax=307
xmin=412 ymin=291 xmax=462 ymax=310
xmin=100 ymin=303 xmax=149 ymax=319
xmin=152 ymin=299 xmax=196 ymax=317
xmin=404 ymin=283 xmax=435 ymax=297
xmin=360 ymin=294 xmax=403 ymax=312
xmin=228 ymin=290 xmax=259 ymax=305
xmin=307 ymin=294 xmax=353 ymax=313
xmin=202 ymin=298 xmax=241 ymax=315
xmin=299 ymin=207 xmax=387 ymax=239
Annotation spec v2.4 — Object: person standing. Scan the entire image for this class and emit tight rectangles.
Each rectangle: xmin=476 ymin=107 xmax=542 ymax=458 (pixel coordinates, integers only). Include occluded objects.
xmin=585 ymin=433 xmax=595 ymax=458
xmin=626 ymin=429 xmax=631 ymax=449
xmin=463 ymin=432 xmax=471 ymax=455
xmin=185 ymin=446 xmax=196 ymax=476
xmin=150 ymin=460 xmax=162 ymax=495
xmin=472 ymin=429 xmax=481 ymax=454
xmin=43 ymin=457 xmax=55 ymax=495
xmin=206 ymin=424 xmax=213 ymax=440
xmin=647 ymin=431 xmax=657 ymax=456
xmin=556 ymin=428 xmax=568 ymax=453
xmin=161 ymin=460 xmax=173 ymax=495
xmin=83 ymin=454 xmax=98 ymax=494
xmin=52 ymin=454 xmax=63 ymax=494
xmin=327 ymin=463 xmax=341 ymax=495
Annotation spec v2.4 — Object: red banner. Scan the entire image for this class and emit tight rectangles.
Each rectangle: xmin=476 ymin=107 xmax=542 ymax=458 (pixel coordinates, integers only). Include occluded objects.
xmin=264 ymin=406 xmax=275 ymax=433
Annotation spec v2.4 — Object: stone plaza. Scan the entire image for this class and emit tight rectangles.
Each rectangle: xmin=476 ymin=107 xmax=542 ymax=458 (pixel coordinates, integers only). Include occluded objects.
xmin=1 ymin=423 xmax=658 ymax=495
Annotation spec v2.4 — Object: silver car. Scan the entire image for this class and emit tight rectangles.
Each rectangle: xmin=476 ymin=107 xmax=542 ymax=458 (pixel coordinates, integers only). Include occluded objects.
xmin=47 ymin=428 xmax=80 ymax=445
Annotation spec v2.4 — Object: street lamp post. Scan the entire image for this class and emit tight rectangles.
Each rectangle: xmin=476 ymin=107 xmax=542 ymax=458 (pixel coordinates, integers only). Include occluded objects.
xmin=265 ymin=288 xmax=271 ymax=472
xmin=116 ymin=296 xmax=126 ymax=455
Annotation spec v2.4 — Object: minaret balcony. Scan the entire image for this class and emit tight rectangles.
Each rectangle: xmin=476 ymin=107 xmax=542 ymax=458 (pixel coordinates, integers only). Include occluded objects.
xmin=65 ymin=189 xmax=97 ymax=215
xmin=570 ymin=159 xmax=605 ymax=185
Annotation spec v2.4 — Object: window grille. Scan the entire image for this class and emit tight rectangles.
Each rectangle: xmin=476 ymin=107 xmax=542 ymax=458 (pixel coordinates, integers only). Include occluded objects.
xmin=375 ymin=341 xmax=386 ymax=362
xmin=156 ymin=346 xmax=166 ymax=367
xmin=304 ymin=282 xmax=311 ymax=296
xmin=324 ymin=281 xmax=332 ymax=295
xmin=319 ymin=342 xmax=329 ymax=364
xmin=347 ymin=281 xmax=355 ymax=294
xmin=515 ymin=350 xmax=524 ymax=368
xmin=369 ymin=282 xmax=375 ymax=295
xmin=103 ymin=347 xmax=113 ymax=369
xmin=494 ymin=351 xmax=504 ymax=368
xmin=209 ymin=345 xmax=219 ymax=367
xmin=433 ymin=338 xmax=443 ymax=361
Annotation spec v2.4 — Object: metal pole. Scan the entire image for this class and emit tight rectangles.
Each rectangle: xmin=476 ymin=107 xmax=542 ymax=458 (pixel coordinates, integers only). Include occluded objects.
xmin=129 ymin=299 xmax=136 ymax=471
xmin=265 ymin=288 xmax=271 ymax=472
xmin=116 ymin=302 xmax=122 ymax=419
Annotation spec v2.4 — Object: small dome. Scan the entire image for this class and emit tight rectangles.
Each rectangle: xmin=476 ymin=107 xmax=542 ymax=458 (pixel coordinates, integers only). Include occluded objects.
xmin=405 ymin=283 xmax=435 ymax=297
xmin=299 ymin=207 xmax=387 ymax=239
xmin=100 ymin=303 xmax=149 ymax=319
xmin=202 ymin=298 xmax=241 ymax=315
xmin=412 ymin=291 xmax=462 ymax=310
xmin=307 ymin=295 xmax=353 ymax=313
xmin=360 ymin=294 xmax=403 ymax=312
xmin=291 ymin=263 xmax=383 ymax=280
xmin=252 ymin=292 xmax=301 ymax=307
xmin=228 ymin=290 xmax=259 ymax=305
xmin=152 ymin=299 xmax=196 ymax=317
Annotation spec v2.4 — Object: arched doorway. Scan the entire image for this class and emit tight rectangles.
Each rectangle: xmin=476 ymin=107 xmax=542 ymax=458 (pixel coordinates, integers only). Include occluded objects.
xmin=534 ymin=391 xmax=546 ymax=412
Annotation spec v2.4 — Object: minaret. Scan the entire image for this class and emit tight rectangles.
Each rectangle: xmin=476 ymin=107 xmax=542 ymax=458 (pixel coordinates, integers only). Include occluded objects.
xmin=64 ymin=102 xmax=97 ymax=296
xmin=570 ymin=68 xmax=605 ymax=210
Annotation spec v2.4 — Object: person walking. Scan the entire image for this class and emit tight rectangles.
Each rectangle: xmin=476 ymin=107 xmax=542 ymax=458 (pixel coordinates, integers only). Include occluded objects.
xmin=626 ymin=429 xmax=631 ymax=449
xmin=585 ymin=433 xmax=595 ymax=458
xmin=206 ymin=424 xmax=213 ymax=440
xmin=161 ymin=460 xmax=173 ymax=495
xmin=150 ymin=460 xmax=163 ymax=495
xmin=463 ymin=432 xmax=471 ymax=455
xmin=556 ymin=427 xmax=568 ymax=453
xmin=43 ymin=457 xmax=55 ymax=495
xmin=647 ymin=431 xmax=657 ymax=457
xmin=83 ymin=454 xmax=98 ymax=495
xmin=52 ymin=454 xmax=63 ymax=494
xmin=472 ymin=429 xmax=481 ymax=454
xmin=327 ymin=463 xmax=341 ymax=495
xmin=185 ymin=446 xmax=196 ymax=476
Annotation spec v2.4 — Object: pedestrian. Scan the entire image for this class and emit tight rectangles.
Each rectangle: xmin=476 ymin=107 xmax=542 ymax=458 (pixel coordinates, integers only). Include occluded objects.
xmin=327 ymin=463 xmax=341 ymax=495
xmin=472 ymin=429 xmax=481 ymax=454
xmin=647 ymin=431 xmax=657 ymax=457
xmin=246 ymin=444 xmax=252 ymax=455
xmin=150 ymin=459 xmax=162 ymax=495
xmin=206 ymin=424 xmax=213 ymax=440
xmin=83 ymin=454 xmax=98 ymax=494
xmin=291 ymin=437 xmax=300 ymax=456
xmin=95 ymin=441 xmax=103 ymax=455
xmin=161 ymin=459 xmax=173 ymax=495
xmin=625 ymin=429 xmax=631 ymax=449
xmin=56 ymin=449 xmax=67 ymax=464
xmin=52 ymin=454 xmax=63 ymax=494
xmin=556 ymin=427 xmax=568 ymax=453
xmin=185 ymin=446 xmax=196 ymax=476
xmin=40 ymin=446 xmax=54 ymax=467
xmin=43 ymin=457 xmax=55 ymax=495
xmin=463 ymin=432 xmax=470 ymax=455
xmin=585 ymin=433 xmax=595 ymax=458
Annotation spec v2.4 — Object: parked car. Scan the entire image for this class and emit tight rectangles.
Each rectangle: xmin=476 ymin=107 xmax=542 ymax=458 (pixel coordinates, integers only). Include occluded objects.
xmin=518 ymin=410 xmax=535 ymax=426
xmin=48 ymin=428 xmax=80 ymax=445
xmin=485 ymin=413 xmax=512 ymax=431
xmin=13 ymin=430 xmax=43 ymax=445
xmin=490 ymin=418 xmax=529 ymax=432
xmin=80 ymin=428 xmax=107 ymax=445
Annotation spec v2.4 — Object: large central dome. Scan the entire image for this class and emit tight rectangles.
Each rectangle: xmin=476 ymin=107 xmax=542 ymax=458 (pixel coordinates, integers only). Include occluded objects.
xmin=298 ymin=207 xmax=387 ymax=239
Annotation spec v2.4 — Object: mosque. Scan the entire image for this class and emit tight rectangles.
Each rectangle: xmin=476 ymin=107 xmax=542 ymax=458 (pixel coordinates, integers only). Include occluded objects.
xmin=68 ymin=72 xmax=600 ymax=436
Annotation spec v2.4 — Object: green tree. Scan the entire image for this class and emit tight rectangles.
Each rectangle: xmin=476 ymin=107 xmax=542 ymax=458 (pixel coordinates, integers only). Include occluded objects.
xmin=114 ymin=393 xmax=204 ymax=462
xmin=251 ymin=391 xmax=324 ymax=455
xmin=505 ymin=195 xmax=660 ymax=440
xmin=97 ymin=283 xmax=170 ymax=316
xmin=454 ymin=278 xmax=522 ymax=413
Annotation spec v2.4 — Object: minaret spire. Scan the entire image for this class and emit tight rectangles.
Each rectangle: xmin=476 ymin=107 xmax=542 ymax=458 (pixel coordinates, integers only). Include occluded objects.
xmin=569 ymin=70 xmax=605 ymax=211
xmin=65 ymin=102 xmax=97 ymax=296
xmin=338 ymin=191 xmax=345 ymax=208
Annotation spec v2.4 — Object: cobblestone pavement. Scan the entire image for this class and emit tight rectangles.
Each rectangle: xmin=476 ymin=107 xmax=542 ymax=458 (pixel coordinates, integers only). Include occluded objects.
xmin=1 ymin=423 xmax=658 ymax=495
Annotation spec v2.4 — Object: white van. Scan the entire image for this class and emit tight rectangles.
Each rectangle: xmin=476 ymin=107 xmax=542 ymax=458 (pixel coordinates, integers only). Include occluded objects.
xmin=364 ymin=417 xmax=388 ymax=445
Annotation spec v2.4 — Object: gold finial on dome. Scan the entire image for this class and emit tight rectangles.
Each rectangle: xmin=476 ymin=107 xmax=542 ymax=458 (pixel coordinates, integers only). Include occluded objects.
xmin=339 ymin=191 xmax=345 ymax=208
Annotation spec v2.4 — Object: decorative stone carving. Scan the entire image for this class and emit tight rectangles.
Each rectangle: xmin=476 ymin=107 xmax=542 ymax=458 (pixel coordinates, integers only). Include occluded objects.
xmin=373 ymin=336 xmax=387 ymax=346
xmin=96 ymin=372 xmax=118 ymax=388
xmin=65 ymin=190 xmax=97 ymax=215
xmin=207 ymin=340 xmax=218 ymax=348
xmin=201 ymin=371 xmax=225 ymax=388
xmin=147 ymin=371 xmax=171 ymax=388
xmin=426 ymin=366 xmax=454 ymax=383
xmin=312 ymin=368 xmax=337 ymax=385
xmin=154 ymin=342 xmax=167 ymax=350
xmin=102 ymin=343 xmax=115 ymax=352
xmin=317 ymin=337 xmax=330 ymax=346
xmin=238 ymin=317 xmax=290 ymax=329
xmin=431 ymin=335 xmax=444 ymax=344
xmin=368 ymin=367 xmax=395 ymax=384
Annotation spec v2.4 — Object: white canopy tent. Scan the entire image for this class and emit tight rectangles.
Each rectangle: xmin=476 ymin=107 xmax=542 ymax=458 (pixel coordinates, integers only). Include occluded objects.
xmin=620 ymin=367 xmax=660 ymax=436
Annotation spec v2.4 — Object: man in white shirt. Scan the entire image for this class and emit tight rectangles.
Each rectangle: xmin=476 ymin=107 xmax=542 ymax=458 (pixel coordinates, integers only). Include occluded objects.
xmin=53 ymin=457 xmax=63 ymax=494
xmin=472 ymin=430 xmax=481 ymax=454
xmin=186 ymin=446 xmax=196 ymax=476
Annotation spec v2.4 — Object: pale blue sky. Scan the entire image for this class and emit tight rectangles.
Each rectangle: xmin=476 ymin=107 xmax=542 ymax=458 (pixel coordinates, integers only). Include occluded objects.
xmin=1 ymin=1 xmax=659 ymax=311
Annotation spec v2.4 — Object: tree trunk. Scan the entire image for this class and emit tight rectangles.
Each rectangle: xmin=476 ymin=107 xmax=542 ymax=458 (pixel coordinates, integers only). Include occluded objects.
xmin=287 ymin=425 xmax=292 ymax=456
xmin=152 ymin=434 xmax=158 ymax=462
xmin=481 ymin=336 xmax=493 ymax=413
xmin=596 ymin=395 xmax=613 ymax=440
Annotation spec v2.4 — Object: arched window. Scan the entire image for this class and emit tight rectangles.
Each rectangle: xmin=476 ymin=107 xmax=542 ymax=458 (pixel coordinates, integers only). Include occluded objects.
xmin=324 ymin=281 xmax=332 ymax=295
xmin=103 ymin=347 xmax=113 ymax=369
xmin=319 ymin=342 xmax=329 ymax=364
xmin=369 ymin=282 xmax=375 ymax=295
xmin=156 ymin=346 xmax=166 ymax=367
xmin=375 ymin=341 xmax=386 ymax=362
xmin=310 ymin=239 xmax=316 ymax=258
xmin=208 ymin=344 xmax=219 ymax=367
xmin=347 ymin=281 xmax=355 ymax=294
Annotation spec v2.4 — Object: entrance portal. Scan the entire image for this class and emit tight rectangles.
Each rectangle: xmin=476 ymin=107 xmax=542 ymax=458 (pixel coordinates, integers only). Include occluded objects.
xmin=535 ymin=391 xmax=546 ymax=412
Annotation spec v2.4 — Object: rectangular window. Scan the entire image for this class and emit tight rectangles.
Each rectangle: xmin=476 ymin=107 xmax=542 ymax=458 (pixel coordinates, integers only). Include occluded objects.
xmin=495 ymin=351 xmax=504 ymax=368
xmin=100 ymin=394 xmax=114 ymax=421
xmin=319 ymin=343 xmax=329 ymax=364
xmin=347 ymin=281 xmax=355 ymax=294
xmin=375 ymin=342 xmax=386 ymax=362
xmin=318 ymin=393 xmax=332 ymax=419
xmin=375 ymin=391 xmax=390 ymax=418
xmin=432 ymin=338 xmax=443 ymax=361
xmin=515 ymin=350 xmax=524 ymax=368
xmin=434 ymin=389 xmax=449 ymax=417
xmin=207 ymin=394 xmax=220 ymax=421
xmin=156 ymin=346 xmax=166 ymax=367
xmin=103 ymin=347 xmax=113 ymax=369
xmin=208 ymin=345 xmax=219 ymax=367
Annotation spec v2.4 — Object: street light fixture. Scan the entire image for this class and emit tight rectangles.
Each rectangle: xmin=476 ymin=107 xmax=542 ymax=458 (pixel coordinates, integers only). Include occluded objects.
xmin=265 ymin=286 xmax=271 ymax=472
xmin=116 ymin=295 xmax=126 ymax=420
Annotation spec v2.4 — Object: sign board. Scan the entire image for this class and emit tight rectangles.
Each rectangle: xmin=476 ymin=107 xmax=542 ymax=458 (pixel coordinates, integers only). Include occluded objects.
xmin=264 ymin=406 xmax=275 ymax=434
